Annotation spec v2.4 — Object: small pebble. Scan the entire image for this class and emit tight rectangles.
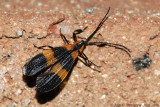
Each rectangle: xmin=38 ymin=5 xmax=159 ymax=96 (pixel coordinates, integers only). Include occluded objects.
xmin=86 ymin=8 xmax=93 ymax=14
xmin=153 ymin=69 xmax=160 ymax=76
xmin=17 ymin=30 xmax=23 ymax=37
xmin=100 ymin=95 xmax=106 ymax=99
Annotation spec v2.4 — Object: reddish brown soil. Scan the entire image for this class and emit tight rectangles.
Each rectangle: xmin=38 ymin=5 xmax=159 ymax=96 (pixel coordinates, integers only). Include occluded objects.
xmin=0 ymin=0 xmax=160 ymax=106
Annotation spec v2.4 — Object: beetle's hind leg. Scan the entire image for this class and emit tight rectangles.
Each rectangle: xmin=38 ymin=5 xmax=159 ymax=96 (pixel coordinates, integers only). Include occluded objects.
xmin=78 ymin=58 xmax=101 ymax=72
xmin=78 ymin=53 xmax=101 ymax=72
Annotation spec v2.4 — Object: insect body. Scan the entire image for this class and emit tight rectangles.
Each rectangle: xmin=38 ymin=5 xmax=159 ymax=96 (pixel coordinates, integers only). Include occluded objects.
xmin=23 ymin=7 xmax=131 ymax=93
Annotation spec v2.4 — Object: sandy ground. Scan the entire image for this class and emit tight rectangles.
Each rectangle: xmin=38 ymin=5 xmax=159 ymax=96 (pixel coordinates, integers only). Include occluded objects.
xmin=0 ymin=0 xmax=160 ymax=106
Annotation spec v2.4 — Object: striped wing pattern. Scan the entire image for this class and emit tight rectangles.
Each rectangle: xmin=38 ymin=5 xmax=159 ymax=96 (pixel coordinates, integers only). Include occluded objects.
xmin=36 ymin=52 xmax=75 ymax=92
xmin=22 ymin=47 xmax=69 ymax=76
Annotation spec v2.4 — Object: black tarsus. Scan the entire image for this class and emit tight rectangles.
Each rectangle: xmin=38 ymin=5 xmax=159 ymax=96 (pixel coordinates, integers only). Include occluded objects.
xmin=60 ymin=28 xmax=70 ymax=44
xmin=73 ymin=26 xmax=88 ymax=42
xmin=78 ymin=57 xmax=101 ymax=72
xmin=81 ymin=53 xmax=101 ymax=68
xmin=85 ymin=7 xmax=110 ymax=43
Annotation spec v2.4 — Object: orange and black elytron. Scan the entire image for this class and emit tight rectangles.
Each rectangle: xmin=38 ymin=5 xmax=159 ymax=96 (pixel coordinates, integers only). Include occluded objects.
xmin=22 ymin=7 xmax=131 ymax=93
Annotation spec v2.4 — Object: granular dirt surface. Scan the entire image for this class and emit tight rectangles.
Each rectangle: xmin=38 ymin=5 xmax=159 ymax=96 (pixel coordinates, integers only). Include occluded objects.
xmin=0 ymin=0 xmax=160 ymax=106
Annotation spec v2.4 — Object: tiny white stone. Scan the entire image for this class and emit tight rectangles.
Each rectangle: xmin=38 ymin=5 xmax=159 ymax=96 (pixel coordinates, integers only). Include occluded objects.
xmin=141 ymin=103 xmax=145 ymax=106
xmin=117 ymin=84 xmax=120 ymax=87
xmin=100 ymin=95 xmax=106 ymax=99
xmin=14 ymin=23 xmax=17 ymax=26
xmin=154 ymin=91 xmax=159 ymax=95
xmin=135 ymin=90 xmax=138 ymax=94
xmin=16 ymin=89 xmax=22 ymax=95
xmin=77 ymin=90 xmax=81 ymax=93
xmin=17 ymin=30 xmax=23 ymax=36
xmin=114 ymin=18 xmax=117 ymax=20
xmin=86 ymin=8 xmax=93 ymax=13
xmin=53 ymin=41 xmax=56 ymax=43
xmin=75 ymin=74 xmax=79 ymax=77
xmin=91 ymin=65 xmax=94 ymax=69
xmin=5 ymin=4 xmax=10 ymax=8
xmin=71 ymin=78 xmax=76 ymax=83
xmin=90 ymin=70 xmax=94 ymax=73
xmin=102 ymin=74 xmax=108 ymax=78
xmin=154 ymin=70 xmax=160 ymax=76
xmin=127 ymin=10 xmax=134 ymax=14
xmin=37 ymin=2 xmax=42 ymax=7
xmin=122 ymin=36 xmax=126 ymax=40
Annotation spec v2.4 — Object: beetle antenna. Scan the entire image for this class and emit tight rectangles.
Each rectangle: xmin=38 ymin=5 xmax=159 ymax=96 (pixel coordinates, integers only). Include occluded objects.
xmin=85 ymin=7 xmax=110 ymax=44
